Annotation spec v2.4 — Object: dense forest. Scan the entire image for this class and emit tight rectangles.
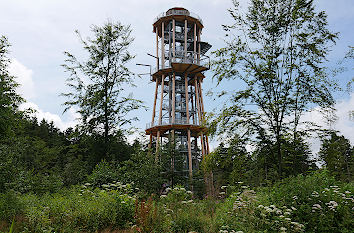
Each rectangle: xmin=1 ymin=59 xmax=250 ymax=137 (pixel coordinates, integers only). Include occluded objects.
xmin=0 ymin=0 xmax=353 ymax=232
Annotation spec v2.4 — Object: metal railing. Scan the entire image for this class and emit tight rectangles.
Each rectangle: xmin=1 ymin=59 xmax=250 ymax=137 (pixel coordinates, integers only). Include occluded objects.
xmin=146 ymin=118 xmax=202 ymax=129
xmin=154 ymin=10 xmax=203 ymax=25
xmin=152 ymin=51 xmax=210 ymax=73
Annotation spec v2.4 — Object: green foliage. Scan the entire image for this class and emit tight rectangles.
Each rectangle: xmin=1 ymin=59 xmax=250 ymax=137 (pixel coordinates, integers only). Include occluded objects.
xmin=87 ymin=160 xmax=120 ymax=187
xmin=0 ymin=36 xmax=24 ymax=140
xmin=215 ymin=170 xmax=353 ymax=232
xmin=0 ymin=185 xmax=135 ymax=232
xmin=61 ymin=20 xmax=142 ymax=160
xmin=0 ymin=191 xmax=23 ymax=222
xmin=319 ymin=132 xmax=353 ymax=181
xmin=119 ymin=151 xmax=165 ymax=195
xmin=212 ymin=0 xmax=338 ymax=178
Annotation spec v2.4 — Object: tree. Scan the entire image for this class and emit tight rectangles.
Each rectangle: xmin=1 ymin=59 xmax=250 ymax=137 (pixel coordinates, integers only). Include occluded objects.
xmin=319 ymin=132 xmax=353 ymax=181
xmin=212 ymin=0 xmax=338 ymax=178
xmin=0 ymin=36 xmax=23 ymax=139
xmin=62 ymin=21 xmax=142 ymax=159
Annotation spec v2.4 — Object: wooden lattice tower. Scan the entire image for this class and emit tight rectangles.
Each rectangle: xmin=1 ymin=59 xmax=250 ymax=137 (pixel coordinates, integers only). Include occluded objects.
xmin=146 ymin=7 xmax=212 ymax=180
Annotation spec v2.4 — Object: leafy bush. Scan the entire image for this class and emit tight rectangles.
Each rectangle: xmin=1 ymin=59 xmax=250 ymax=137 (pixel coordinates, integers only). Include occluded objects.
xmin=0 ymin=191 xmax=23 ymax=222
xmin=260 ymin=170 xmax=354 ymax=232
xmin=86 ymin=160 xmax=120 ymax=187
xmin=215 ymin=170 xmax=353 ymax=233
xmin=3 ymin=184 xmax=135 ymax=232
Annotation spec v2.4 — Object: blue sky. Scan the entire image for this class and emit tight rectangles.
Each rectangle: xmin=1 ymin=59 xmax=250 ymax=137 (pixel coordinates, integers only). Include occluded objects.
xmin=1 ymin=0 xmax=353 ymax=151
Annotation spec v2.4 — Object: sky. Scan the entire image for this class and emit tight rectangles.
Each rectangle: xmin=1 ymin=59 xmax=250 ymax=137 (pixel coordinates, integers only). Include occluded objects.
xmin=1 ymin=0 xmax=353 ymax=153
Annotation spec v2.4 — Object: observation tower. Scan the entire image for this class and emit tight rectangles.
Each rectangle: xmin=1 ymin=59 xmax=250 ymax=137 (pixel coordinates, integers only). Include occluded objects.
xmin=146 ymin=7 xmax=212 ymax=180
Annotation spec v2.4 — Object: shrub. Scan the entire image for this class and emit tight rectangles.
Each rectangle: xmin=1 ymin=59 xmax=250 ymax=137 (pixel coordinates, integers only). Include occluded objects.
xmin=0 ymin=191 xmax=23 ymax=222
xmin=87 ymin=160 xmax=120 ymax=187
xmin=19 ymin=184 xmax=135 ymax=232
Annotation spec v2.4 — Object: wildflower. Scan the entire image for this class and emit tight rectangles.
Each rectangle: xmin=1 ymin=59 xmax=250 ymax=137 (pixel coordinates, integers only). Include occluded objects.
xmin=293 ymin=196 xmax=298 ymax=200
xmin=160 ymin=195 xmax=167 ymax=198
xmin=326 ymin=201 xmax=338 ymax=210
xmin=284 ymin=211 xmax=291 ymax=215
xmin=186 ymin=190 xmax=193 ymax=194
xmin=257 ymin=204 xmax=264 ymax=208
xmin=236 ymin=231 xmax=244 ymax=233
xmin=221 ymin=186 xmax=227 ymax=189
xmin=241 ymin=185 xmax=249 ymax=189
xmin=285 ymin=217 xmax=291 ymax=221
xmin=312 ymin=191 xmax=319 ymax=197
xmin=324 ymin=188 xmax=330 ymax=191
xmin=181 ymin=201 xmax=187 ymax=204
xmin=180 ymin=187 xmax=186 ymax=191
xmin=237 ymin=181 xmax=244 ymax=184
xmin=279 ymin=215 xmax=284 ymax=218
xmin=280 ymin=227 xmax=287 ymax=232
xmin=270 ymin=205 xmax=276 ymax=208
xmin=166 ymin=187 xmax=171 ymax=192
xmin=276 ymin=209 xmax=282 ymax=215
xmin=345 ymin=191 xmax=351 ymax=194
xmin=187 ymin=199 xmax=193 ymax=203
xmin=291 ymin=206 xmax=297 ymax=211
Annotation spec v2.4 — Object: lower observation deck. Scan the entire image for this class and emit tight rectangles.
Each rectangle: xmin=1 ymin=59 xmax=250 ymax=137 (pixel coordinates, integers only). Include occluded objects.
xmin=145 ymin=120 xmax=207 ymax=137
xmin=151 ymin=52 xmax=209 ymax=81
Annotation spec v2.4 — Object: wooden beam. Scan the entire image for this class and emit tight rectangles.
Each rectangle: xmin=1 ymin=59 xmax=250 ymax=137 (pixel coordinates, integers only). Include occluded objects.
xmin=194 ymin=23 xmax=197 ymax=63
xmin=198 ymin=80 xmax=205 ymax=121
xmin=187 ymin=129 xmax=193 ymax=179
xmin=156 ymin=26 xmax=159 ymax=68
xmin=184 ymin=19 xmax=187 ymax=60
xmin=152 ymin=80 xmax=159 ymax=124
xmin=159 ymin=75 xmax=165 ymax=125
xmin=194 ymin=77 xmax=205 ymax=157
xmin=194 ymin=77 xmax=202 ymax=125
xmin=161 ymin=22 xmax=165 ymax=69
xmin=190 ymin=85 xmax=195 ymax=125
xmin=172 ymin=73 xmax=176 ymax=123
xmin=155 ymin=130 xmax=160 ymax=161
xmin=172 ymin=19 xmax=176 ymax=60
xmin=198 ymin=28 xmax=201 ymax=65
xmin=184 ymin=74 xmax=190 ymax=124
xmin=149 ymin=79 xmax=159 ymax=149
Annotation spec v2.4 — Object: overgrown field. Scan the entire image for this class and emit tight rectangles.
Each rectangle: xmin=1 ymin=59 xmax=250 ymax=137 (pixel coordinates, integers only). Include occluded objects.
xmin=0 ymin=170 xmax=353 ymax=233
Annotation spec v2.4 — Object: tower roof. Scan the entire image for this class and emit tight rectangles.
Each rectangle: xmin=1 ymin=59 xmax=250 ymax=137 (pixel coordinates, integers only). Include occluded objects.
xmin=153 ymin=7 xmax=204 ymax=32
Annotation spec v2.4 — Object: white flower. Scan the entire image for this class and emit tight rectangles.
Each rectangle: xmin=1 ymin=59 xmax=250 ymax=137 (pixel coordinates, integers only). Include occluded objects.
xmin=312 ymin=204 xmax=322 ymax=210
xmin=285 ymin=217 xmax=291 ymax=221
xmin=276 ymin=209 xmax=282 ymax=215
xmin=221 ymin=186 xmax=227 ymax=189
xmin=280 ymin=227 xmax=287 ymax=232
xmin=160 ymin=195 xmax=167 ymax=198
xmin=291 ymin=206 xmax=297 ymax=211
xmin=293 ymin=196 xmax=298 ymax=200
xmin=258 ymin=204 xmax=264 ymax=208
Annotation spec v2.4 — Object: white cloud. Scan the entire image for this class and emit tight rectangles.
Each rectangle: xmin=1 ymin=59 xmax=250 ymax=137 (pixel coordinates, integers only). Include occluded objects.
xmin=8 ymin=58 xmax=35 ymax=100
xmin=20 ymin=102 xmax=79 ymax=131
xmin=302 ymin=93 xmax=354 ymax=155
